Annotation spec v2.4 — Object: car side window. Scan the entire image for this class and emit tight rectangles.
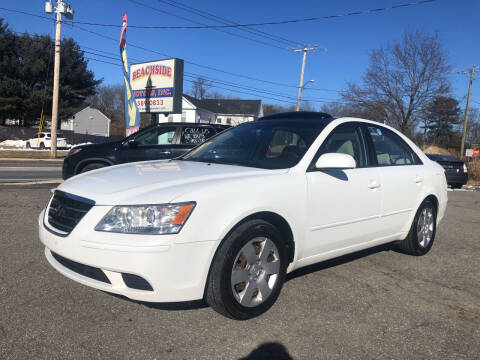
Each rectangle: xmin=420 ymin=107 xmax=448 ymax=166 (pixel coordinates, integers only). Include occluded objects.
xmin=366 ymin=126 xmax=421 ymax=166
xmin=315 ymin=123 xmax=368 ymax=168
xmin=40 ymin=134 xmax=45 ymax=138
xmin=134 ymin=127 xmax=176 ymax=146
xmin=180 ymin=127 xmax=215 ymax=145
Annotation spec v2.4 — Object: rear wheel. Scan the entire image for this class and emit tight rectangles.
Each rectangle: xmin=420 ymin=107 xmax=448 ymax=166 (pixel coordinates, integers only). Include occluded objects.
xmin=398 ymin=199 xmax=436 ymax=256
xmin=206 ymin=219 xmax=288 ymax=320
xmin=39 ymin=142 xmax=45 ymax=150
xmin=80 ymin=162 xmax=107 ymax=174
xmin=25 ymin=142 xmax=31 ymax=149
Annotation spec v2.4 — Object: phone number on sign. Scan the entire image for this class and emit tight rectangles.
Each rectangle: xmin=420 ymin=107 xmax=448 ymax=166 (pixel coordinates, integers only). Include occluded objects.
xmin=137 ymin=99 xmax=164 ymax=106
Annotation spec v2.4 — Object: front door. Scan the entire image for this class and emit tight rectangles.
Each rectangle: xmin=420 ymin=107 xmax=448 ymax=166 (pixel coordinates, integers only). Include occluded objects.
xmin=304 ymin=122 xmax=383 ymax=259
xmin=120 ymin=126 xmax=178 ymax=163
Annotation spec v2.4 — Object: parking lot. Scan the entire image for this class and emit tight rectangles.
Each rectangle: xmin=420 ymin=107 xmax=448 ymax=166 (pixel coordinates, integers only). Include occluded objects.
xmin=0 ymin=186 xmax=479 ymax=359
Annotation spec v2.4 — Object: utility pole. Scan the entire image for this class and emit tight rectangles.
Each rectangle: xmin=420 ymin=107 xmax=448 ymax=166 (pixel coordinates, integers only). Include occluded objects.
xmin=293 ymin=46 xmax=317 ymax=111
xmin=460 ymin=66 xmax=478 ymax=159
xmin=45 ymin=1 xmax=73 ymax=158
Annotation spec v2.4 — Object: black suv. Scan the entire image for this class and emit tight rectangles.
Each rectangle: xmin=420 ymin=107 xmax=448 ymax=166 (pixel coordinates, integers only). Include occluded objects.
xmin=62 ymin=123 xmax=229 ymax=179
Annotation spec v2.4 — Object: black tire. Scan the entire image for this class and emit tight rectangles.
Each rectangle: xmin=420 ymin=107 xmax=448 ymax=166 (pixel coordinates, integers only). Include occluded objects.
xmin=25 ymin=142 xmax=31 ymax=149
xmin=206 ymin=219 xmax=288 ymax=320
xmin=397 ymin=198 xmax=436 ymax=256
xmin=80 ymin=162 xmax=106 ymax=174
xmin=450 ymin=184 xmax=463 ymax=189
xmin=39 ymin=142 xmax=45 ymax=150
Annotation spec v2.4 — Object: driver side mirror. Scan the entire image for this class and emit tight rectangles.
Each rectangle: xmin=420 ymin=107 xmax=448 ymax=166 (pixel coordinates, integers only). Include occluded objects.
xmin=126 ymin=139 xmax=137 ymax=148
xmin=315 ymin=153 xmax=356 ymax=170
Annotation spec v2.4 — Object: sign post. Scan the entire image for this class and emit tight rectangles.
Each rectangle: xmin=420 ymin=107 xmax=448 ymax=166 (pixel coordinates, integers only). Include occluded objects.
xmin=130 ymin=59 xmax=184 ymax=117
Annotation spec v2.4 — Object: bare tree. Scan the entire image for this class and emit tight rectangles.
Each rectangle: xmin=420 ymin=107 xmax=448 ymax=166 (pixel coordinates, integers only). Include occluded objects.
xmin=86 ymin=84 xmax=124 ymax=123
xmin=190 ymin=76 xmax=212 ymax=100
xmin=342 ymin=30 xmax=451 ymax=135
xmin=466 ymin=108 xmax=480 ymax=143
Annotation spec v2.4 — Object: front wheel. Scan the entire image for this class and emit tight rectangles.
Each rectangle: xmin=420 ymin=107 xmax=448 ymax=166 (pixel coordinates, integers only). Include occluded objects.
xmin=206 ymin=219 xmax=288 ymax=320
xmin=398 ymin=199 xmax=436 ymax=256
xmin=80 ymin=162 xmax=106 ymax=174
xmin=39 ymin=142 xmax=45 ymax=150
xmin=25 ymin=142 xmax=31 ymax=149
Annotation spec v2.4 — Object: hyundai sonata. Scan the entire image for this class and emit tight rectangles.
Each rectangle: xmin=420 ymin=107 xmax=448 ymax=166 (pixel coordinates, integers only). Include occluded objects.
xmin=39 ymin=112 xmax=448 ymax=319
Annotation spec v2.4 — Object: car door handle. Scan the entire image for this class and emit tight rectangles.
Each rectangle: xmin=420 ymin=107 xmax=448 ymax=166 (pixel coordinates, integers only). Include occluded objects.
xmin=159 ymin=151 xmax=171 ymax=155
xmin=367 ymin=180 xmax=381 ymax=189
xmin=415 ymin=176 xmax=423 ymax=184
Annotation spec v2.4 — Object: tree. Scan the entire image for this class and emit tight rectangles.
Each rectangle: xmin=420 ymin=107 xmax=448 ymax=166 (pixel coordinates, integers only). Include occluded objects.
xmin=262 ymin=103 xmax=295 ymax=116
xmin=190 ymin=76 xmax=212 ymax=100
xmin=87 ymin=84 xmax=124 ymax=122
xmin=466 ymin=108 xmax=480 ymax=143
xmin=0 ymin=20 xmax=101 ymax=126
xmin=421 ymin=96 xmax=461 ymax=147
xmin=342 ymin=30 xmax=451 ymax=135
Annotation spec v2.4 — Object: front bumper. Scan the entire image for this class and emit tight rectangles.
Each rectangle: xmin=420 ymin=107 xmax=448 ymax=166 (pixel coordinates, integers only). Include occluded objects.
xmin=39 ymin=209 xmax=217 ymax=302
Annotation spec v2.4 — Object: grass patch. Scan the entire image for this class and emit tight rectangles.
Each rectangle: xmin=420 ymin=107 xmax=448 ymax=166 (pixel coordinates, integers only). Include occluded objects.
xmin=0 ymin=150 xmax=68 ymax=159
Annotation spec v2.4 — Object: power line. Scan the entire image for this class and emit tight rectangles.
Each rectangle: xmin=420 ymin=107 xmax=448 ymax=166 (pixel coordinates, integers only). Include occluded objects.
xmin=127 ymin=0 xmax=288 ymax=51
xmin=0 ymin=1 xmax=437 ymax=30
xmin=155 ymin=0 xmax=303 ymax=48
xmin=3 ymin=7 xmax=347 ymax=97
xmin=77 ymin=43 xmax=344 ymax=102
xmin=70 ymin=23 xmax=306 ymax=89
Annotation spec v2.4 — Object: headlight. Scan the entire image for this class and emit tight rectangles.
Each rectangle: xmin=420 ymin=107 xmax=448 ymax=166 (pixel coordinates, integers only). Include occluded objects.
xmin=94 ymin=202 xmax=195 ymax=234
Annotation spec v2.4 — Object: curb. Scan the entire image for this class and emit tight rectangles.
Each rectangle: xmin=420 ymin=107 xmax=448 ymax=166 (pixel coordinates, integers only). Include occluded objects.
xmin=0 ymin=158 xmax=64 ymax=163
xmin=0 ymin=179 xmax=63 ymax=186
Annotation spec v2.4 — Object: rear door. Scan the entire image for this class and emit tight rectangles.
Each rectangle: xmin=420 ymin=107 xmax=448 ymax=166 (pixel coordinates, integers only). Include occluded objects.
xmin=119 ymin=125 xmax=179 ymax=163
xmin=364 ymin=124 xmax=425 ymax=235
xmin=305 ymin=122 xmax=383 ymax=257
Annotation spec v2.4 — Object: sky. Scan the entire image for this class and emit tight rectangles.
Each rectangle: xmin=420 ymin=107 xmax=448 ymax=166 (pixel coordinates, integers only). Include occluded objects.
xmin=1 ymin=0 xmax=480 ymax=110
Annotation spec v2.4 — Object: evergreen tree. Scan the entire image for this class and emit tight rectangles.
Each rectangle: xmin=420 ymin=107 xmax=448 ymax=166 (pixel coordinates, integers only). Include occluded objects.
xmin=422 ymin=96 xmax=461 ymax=147
xmin=0 ymin=19 xmax=101 ymax=126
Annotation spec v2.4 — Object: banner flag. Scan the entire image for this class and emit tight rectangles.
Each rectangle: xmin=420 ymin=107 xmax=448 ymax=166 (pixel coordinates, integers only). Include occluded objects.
xmin=120 ymin=13 xmax=140 ymax=137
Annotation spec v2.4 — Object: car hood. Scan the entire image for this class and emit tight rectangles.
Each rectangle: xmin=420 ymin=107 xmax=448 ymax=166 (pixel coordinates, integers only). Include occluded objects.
xmin=57 ymin=160 xmax=287 ymax=205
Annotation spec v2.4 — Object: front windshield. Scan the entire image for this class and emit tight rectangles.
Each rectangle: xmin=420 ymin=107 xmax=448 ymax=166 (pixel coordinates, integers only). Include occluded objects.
xmin=181 ymin=118 xmax=329 ymax=169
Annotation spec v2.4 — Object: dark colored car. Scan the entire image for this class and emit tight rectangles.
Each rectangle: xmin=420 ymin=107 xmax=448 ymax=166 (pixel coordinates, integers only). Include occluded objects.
xmin=62 ymin=123 xmax=230 ymax=179
xmin=426 ymin=153 xmax=468 ymax=188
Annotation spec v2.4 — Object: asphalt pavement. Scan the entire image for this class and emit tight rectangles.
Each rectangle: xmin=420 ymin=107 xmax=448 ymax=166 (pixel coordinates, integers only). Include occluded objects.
xmin=0 ymin=161 xmax=62 ymax=183
xmin=0 ymin=188 xmax=479 ymax=359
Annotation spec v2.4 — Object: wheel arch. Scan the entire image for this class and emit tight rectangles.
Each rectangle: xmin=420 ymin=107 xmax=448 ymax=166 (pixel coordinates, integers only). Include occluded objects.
xmin=74 ymin=158 xmax=114 ymax=174
xmin=202 ymin=211 xmax=296 ymax=299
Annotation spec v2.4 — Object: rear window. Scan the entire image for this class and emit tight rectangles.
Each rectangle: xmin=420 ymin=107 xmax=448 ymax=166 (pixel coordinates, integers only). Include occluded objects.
xmin=180 ymin=127 xmax=215 ymax=145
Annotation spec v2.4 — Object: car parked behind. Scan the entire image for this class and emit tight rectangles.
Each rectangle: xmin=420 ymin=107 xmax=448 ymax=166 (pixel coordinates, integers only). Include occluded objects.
xmin=26 ymin=132 xmax=68 ymax=150
xmin=62 ymin=123 xmax=230 ymax=179
xmin=426 ymin=153 xmax=468 ymax=188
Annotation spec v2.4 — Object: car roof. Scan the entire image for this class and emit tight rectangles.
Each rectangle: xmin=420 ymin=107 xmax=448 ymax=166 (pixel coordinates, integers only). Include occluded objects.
xmin=259 ymin=111 xmax=333 ymax=121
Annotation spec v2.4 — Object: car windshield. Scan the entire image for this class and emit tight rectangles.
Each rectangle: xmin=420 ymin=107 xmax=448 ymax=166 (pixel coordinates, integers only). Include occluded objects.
xmin=180 ymin=118 xmax=329 ymax=169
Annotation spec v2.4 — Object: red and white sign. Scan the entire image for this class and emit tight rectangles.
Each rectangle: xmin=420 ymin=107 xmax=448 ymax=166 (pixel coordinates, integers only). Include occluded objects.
xmin=130 ymin=58 xmax=183 ymax=114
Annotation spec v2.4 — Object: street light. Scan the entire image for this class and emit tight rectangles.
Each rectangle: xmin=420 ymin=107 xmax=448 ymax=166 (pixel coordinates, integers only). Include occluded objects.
xmin=44 ymin=1 xmax=74 ymax=158
xmin=296 ymin=79 xmax=315 ymax=111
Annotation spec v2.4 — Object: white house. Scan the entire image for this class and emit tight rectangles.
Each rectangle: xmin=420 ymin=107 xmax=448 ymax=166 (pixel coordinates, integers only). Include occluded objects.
xmin=161 ymin=95 xmax=263 ymax=125
xmin=61 ymin=106 xmax=111 ymax=137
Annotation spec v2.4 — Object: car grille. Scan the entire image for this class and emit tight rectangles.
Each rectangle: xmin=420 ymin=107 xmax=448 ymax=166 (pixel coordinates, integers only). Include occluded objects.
xmin=51 ymin=251 xmax=111 ymax=284
xmin=47 ymin=191 xmax=95 ymax=235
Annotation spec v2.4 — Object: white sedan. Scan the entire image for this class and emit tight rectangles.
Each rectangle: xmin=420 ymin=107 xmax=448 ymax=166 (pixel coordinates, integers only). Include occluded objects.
xmin=39 ymin=112 xmax=447 ymax=319
xmin=26 ymin=132 xmax=68 ymax=150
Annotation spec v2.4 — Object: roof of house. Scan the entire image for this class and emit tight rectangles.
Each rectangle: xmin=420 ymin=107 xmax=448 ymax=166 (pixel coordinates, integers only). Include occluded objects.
xmin=183 ymin=95 xmax=261 ymax=116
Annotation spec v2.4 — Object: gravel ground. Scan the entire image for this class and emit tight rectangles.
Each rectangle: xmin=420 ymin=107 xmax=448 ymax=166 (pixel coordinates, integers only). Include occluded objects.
xmin=0 ymin=187 xmax=479 ymax=359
